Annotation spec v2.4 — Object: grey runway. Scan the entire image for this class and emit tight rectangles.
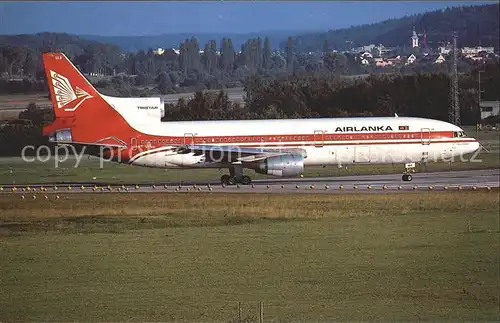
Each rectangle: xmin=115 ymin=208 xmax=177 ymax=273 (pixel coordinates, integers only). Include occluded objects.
xmin=1 ymin=169 xmax=498 ymax=195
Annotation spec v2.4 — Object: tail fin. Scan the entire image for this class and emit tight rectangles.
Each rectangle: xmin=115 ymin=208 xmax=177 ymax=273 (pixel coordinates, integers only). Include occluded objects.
xmin=43 ymin=52 xmax=97 ymax=119
xmin=42 ymin=52 xmax=129 ymax=148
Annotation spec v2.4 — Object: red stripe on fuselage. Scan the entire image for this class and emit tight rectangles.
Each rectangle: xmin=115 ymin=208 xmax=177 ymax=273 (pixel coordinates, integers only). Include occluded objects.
xmin=133 ymin=131 xmax=456 ymax=147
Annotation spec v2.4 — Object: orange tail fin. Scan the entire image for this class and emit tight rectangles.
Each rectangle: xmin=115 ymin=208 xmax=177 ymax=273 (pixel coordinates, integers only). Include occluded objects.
xmin=42 ymin=53 xmax=130 ymax=148
xmin=43 ymin=52 xmax=98 ymax=119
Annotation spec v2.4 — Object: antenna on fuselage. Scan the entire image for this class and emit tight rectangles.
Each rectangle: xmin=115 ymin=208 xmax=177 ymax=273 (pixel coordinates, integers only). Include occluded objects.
xmin=394 ymin=113 xmax=399 ymax=117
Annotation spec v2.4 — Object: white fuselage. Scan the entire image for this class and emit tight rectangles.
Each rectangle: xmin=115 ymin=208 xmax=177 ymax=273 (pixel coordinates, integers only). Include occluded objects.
xmin=101 ymin=96 xmax=480 ymax=171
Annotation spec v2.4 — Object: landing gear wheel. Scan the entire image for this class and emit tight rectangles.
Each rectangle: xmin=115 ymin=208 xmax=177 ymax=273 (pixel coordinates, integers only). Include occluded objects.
xmin=402 ymin=174 xmax=413 ymax=182
xmin=227 ymin=176 xmax=236 ymax=186
xmin=221 ymin=175 xmax=230 ymax=185
xmin=241 ymin=175 xmax=252 ymax=185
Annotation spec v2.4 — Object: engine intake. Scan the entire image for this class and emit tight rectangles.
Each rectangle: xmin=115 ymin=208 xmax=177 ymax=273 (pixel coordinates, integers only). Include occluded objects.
xmin=49 ymin=129 xmax=73 ymax=142
xmin=255 ymin=154 xmax=304 ymax=177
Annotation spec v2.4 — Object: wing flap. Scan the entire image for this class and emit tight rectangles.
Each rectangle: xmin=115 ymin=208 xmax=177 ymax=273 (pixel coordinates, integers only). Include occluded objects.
xmin=175 ymin=144 xmax=307 ymax=163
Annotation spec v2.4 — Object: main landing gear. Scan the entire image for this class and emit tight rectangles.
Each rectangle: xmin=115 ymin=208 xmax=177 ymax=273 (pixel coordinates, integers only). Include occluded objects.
xmin=402 ymin=162 xmax=415 ymax=182
xmin=402 ymin=173 xmax=413 ymax=182
xmin=220 ymin=174 xmax=252 ymax=185
xmin=220 ymin=165 xmax=252 ymax=186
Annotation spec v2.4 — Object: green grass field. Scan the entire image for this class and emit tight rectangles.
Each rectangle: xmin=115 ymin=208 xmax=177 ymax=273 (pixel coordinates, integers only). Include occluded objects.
xmin=1 ymin=192 xmax=499 ymax=321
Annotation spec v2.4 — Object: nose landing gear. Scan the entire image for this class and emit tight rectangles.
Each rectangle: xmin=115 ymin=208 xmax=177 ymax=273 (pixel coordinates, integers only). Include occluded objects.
xmin=402 ymin=173 xmax=413 ymax=181
xmin=402 ymin=162 xmax=415 ymax=182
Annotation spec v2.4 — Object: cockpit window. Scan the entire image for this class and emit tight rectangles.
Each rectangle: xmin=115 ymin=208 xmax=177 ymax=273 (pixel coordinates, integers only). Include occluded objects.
xmin=453 ymin=131 xmax=467 ymax=138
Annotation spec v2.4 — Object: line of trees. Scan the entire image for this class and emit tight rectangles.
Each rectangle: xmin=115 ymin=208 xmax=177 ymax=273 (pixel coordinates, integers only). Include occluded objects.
xmin=1 ymin=3 xmax=498 ymax=97
xmin=2 ymin=30 xmax=498 ymax=97
xmin=0 ymin=34 xmax=294 ymax=94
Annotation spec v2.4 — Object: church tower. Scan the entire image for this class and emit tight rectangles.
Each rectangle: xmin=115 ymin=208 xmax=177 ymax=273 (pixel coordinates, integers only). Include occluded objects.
xmin=411 ymin=26 xmax=419 ymax=48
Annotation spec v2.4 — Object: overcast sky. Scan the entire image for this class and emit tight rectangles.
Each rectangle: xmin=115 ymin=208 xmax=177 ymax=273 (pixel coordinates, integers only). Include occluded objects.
xmin=0 ymin=1 xmax=495 ymax=36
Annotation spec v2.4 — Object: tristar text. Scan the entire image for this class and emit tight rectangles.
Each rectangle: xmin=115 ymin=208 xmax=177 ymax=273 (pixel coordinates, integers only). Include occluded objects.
xmin=137 ymin=106 xmax=158 ymax=110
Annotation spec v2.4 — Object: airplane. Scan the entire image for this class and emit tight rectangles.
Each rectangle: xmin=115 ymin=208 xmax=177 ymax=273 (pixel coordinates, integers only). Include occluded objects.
xmin=41 ymin=52 xmax=481 ymax=185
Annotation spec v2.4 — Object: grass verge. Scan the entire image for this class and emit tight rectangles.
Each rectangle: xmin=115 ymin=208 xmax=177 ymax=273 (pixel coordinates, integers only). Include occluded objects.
xmin=1 ymin=192 xmax=499 ymax=321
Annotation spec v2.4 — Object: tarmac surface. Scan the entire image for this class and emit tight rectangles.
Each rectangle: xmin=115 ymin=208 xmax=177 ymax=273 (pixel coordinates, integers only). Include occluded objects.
xmin=1 ymin=169 xmax=498 ymax=195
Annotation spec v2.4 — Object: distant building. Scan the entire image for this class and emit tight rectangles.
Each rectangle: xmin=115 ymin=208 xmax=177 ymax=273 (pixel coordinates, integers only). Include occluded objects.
xmin=480 ymin=101 xmax=500 ymax=120
xmin=374 ymin=58 xmax=392 ymax=67
xmin=411 ymin=27 xmax=419 ymax=48
xmin=434 ymin=54 xmax=446 ymax=64
xmin=386 ymin=55 xmax=402 ymax=65
xmin=153 ymin=48 xmax=165 ymax=55
xmin=406 ymin=54 xmax=417 ymax=65
xmin=461 ymin=46 xmax=495 ymax=55
xmin=467 ymin=56 xmax=486 ymax=62
xmin=353 ymin=44 xmax=376 ymax=53
xmin=373 ymin=44 xmax=392 ymax=57
xmin=360 ymin=51 xmax=373 ymax=59
xmin=439 ymin=46 xmax=451 ymax=55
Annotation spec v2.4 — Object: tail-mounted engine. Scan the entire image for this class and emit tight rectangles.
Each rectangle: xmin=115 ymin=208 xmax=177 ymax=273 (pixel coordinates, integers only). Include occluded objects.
xmin=48 ymin=129 xmax=73 ymax=143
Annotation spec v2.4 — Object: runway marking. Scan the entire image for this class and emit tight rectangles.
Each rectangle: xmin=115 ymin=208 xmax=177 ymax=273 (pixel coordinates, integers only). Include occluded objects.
xmin=1 ymin=170 xmax=498 ymax=195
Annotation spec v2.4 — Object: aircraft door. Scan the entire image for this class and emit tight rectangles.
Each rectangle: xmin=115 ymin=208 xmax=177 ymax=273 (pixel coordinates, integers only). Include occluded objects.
xmin=314 ymin=130 xmax=324 ymax=147
xmin=130 ymin=137 xmax=137 ymax=148
xmin=420 ymin=128 xmax=431 ymax=145
xmin=354 ymin=146 xmax=371 ymax=163
xmin=184 ymin=133 xmax=195 ymax=145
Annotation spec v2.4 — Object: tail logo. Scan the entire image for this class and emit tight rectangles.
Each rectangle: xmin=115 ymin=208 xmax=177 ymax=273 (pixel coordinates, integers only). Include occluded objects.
xmin=49 ymin=70 xmax=93 ymax=111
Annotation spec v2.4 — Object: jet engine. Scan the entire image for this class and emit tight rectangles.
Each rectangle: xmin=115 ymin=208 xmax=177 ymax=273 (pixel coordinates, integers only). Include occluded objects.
xmin=164 ymin=152 xmax=206 ymax=167
xmin=255 ymin=154 xmax=304 ymax=177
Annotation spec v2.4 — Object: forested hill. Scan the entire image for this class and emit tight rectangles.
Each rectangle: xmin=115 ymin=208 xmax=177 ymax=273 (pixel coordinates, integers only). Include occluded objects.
xmin=0 ymin=32 xmax=121 ymax=58
xmin=282 ymin=3 xmax=499 ymax=52
xmin=0 ymin=30 xmax=308 ymax=54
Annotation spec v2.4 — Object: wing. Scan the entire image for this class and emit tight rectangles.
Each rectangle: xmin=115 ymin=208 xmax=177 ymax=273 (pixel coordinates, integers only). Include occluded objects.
xmin=173 ymin=144 xmax=307 ymax=163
